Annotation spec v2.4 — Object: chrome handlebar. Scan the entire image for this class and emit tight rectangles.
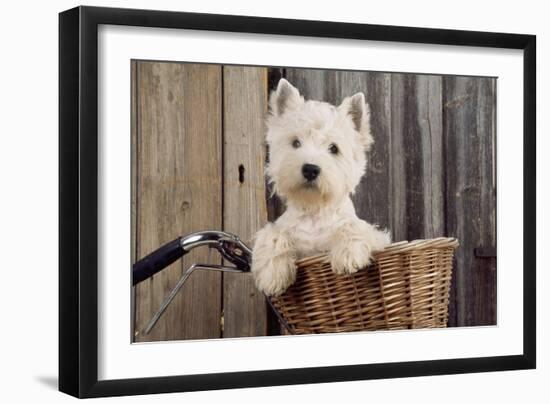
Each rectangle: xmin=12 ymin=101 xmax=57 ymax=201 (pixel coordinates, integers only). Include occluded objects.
xmin=132 ymin=230 xmax=253 ymax=334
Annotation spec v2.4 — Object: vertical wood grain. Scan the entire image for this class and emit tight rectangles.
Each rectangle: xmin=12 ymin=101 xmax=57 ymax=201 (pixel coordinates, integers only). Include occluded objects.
xmin=416 ymin=75 xmax=445 ymax=239
xmin=474 ymin=78 xmax=497 ymax=325
xmin=389 ymin=74 xmax=408 ymax=242
xmin=266 ymin=68 xmax=286 ymax=223
xmin=222 ymin=66 xmax=269 ymax=337
xmin=443 ymin=76 xmax=497 ymax=326
xmin=133 ymin=62 xmax=223 ymax=341
xmin=390 ymin=74 xmax=445 ymax=241
xmin=130 ymin=61 xmax=137 ymax=341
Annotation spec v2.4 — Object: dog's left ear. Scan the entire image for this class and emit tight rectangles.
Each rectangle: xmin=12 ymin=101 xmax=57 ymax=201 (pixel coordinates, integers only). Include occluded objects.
xmin=339 ymin=93 xmax=374 ymax=151
xmin=269 ymin=79 xmax=304 ymax=116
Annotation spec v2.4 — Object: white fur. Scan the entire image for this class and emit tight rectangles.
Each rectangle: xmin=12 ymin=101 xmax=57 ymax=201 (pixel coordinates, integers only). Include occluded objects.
xmin=252 ymin=79 xmax=391 ymax=296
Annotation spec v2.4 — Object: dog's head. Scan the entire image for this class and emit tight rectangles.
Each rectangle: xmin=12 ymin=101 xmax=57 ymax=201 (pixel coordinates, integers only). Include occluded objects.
xmin=265 ymin=79 xmax=373 ymax=209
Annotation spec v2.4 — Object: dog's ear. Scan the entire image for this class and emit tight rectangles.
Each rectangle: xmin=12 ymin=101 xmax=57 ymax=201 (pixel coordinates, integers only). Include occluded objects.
xmin=339 ymin=92 xmax=374 ymax=151
xmin=269 ymin=79 xmax=303 ymax=116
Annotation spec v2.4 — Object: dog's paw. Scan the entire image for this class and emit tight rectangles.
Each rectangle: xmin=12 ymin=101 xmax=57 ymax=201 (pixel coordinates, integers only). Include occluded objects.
xmin=252 ymin=252 xmax=296 ymax=297
xmin=330 ymin=242 xmax=372 ymax=275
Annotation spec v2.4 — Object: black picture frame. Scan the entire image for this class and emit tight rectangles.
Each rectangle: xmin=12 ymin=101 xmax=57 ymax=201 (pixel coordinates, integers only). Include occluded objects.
xmin=59 ymin=5 xmax=536 ymax=398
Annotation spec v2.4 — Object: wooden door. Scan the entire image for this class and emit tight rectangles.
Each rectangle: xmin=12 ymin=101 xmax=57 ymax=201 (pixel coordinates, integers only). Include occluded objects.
xmin=131 ymin=61 xmax=270 ymax=341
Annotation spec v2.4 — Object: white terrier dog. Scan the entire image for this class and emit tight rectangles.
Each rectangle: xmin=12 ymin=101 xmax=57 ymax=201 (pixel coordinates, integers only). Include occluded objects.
xmin=252 ymin=79 xmax=391 ymax=297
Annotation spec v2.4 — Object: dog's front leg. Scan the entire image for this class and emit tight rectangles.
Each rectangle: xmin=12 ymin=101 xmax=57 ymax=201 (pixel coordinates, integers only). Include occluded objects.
xmin=251 ymin=223 xmax=296 ymax=296
xmin=330 ymin=220 xmax=391 ymax=275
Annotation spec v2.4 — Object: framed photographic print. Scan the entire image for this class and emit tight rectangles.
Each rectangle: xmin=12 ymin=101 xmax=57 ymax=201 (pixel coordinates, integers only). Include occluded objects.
xmin=59 ymin=6 xmax=536 ymax=398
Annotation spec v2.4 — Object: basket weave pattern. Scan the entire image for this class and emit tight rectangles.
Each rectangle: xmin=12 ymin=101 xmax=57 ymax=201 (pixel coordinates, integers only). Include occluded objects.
xmin=270 ymin=238 xmax=459 ymax=334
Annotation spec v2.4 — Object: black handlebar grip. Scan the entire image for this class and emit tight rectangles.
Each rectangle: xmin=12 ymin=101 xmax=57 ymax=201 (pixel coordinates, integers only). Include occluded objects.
xmin=132 ymin=238 xmax=186 ymax=285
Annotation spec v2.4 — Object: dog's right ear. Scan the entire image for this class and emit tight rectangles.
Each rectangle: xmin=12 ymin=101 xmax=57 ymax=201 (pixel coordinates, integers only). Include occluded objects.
xmin=338 ymin=92 xmax=374 ymax=151
xmin=269 ymin=79 xmax=303 ymax=116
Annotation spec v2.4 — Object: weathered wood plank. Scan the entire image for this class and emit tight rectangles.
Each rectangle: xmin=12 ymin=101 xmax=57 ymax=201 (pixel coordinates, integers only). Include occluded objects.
xmin=390 ymin=74 xmax=445 ymax=241
xmin=131 ymin=61 xmax=137 ymax=341
xmin=265 ymin=68 xmax=288 ymax=335
xmin=415 ymin=75 xmax=445 ymax=238
xmin=389 ymin=74 xmax=408 ymax=242
xmin=284 ymin=68 xmax=330 ymax=102
xmin=222 ymin=66 xmax=269 ymax=337
xmin=134 ymin=62 xmax=223 ymax=341
xmin=401 ymin=76 xmax=425 ymax=240
xmin=443 ymin=76 xmax=497 ymax=326
xmin=266 ymin=68 xmax=286 ymax=224
xmin=474 ymin=78 xmax=497 ymax=325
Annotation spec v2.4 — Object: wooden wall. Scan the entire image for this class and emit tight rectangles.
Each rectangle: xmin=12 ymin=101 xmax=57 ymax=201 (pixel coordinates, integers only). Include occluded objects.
xmin=132 ymin=61 xmax=497 ymax=342
xmin=132 ymin=61 xmax=270 ymax=342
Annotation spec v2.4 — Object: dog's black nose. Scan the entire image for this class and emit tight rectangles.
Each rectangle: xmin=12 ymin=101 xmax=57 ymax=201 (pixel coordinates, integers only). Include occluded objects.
xmin=302 ymin=164 xmax=321 ymax=181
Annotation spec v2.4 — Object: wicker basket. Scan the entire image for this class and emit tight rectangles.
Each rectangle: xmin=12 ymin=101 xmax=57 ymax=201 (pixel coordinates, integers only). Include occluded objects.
xmin=270 ymin=237 xmax=459 ymax=334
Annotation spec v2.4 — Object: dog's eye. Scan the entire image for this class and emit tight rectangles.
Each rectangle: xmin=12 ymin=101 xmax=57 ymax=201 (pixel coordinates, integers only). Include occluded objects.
xmin=329 ymin=144 xmax=339 ymax=154
xmin=292 ymin=139 xmax=301 ymax=148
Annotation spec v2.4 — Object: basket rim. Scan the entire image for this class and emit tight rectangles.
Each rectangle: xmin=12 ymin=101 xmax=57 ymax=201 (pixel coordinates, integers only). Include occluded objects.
xmin=295 ymin=237 xmax=459 ymax=268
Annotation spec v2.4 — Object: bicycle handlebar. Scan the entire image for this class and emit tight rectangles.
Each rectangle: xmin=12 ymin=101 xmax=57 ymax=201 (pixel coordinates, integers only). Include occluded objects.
xmin=132 ymin=231 xmax=252 ymax=285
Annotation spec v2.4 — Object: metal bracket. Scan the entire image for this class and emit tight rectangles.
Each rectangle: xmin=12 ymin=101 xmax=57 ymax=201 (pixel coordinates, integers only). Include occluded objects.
xmin=474 ymin=247 xmax=497 ymax=258
xmin=143 ymin=262 xmax=247 ymax=335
